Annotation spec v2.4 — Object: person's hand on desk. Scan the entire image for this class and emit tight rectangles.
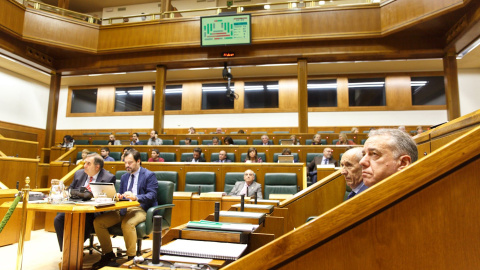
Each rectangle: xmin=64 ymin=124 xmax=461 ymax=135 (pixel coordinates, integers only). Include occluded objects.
xmin=118 ymin=191 xmax=137 ymax=201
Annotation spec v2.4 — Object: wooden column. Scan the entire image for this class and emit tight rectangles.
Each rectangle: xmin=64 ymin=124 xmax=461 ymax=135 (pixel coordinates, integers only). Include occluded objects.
xmin=160 ymin=0 xmax=171 ymax=18
xmin=154 ymin=65 xmax=167 ymax=134
xmin=58 ymin=0 xmax=69 ymax=9
xmin=44 ymin=71 xmax=61 ymax=148
xmin=297 ymin=59 xmax=308 ymax=133
xmin=443 ymin=51 xmax=461 ymax=120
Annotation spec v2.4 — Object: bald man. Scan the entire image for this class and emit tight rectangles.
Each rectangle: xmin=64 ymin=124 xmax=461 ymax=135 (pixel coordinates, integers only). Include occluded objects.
xmin=340 ymin=148 xmax=367 ymax=199
xmin=228 ymin=169 xmax=262 ymax=199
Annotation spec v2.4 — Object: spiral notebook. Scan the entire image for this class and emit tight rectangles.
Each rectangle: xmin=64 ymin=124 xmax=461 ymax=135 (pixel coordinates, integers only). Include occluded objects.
xmin=161 ymin=239 xmax=247 ymax=261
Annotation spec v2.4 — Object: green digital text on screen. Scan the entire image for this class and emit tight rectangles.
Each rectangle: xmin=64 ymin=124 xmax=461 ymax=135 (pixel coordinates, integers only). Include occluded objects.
xmin=201 ymin=14 xmax=251 ymax=46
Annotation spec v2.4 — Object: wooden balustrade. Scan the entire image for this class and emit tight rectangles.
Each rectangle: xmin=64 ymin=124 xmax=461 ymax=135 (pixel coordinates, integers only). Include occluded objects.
xmin=0 ymin=137 xmax=38 ymax=159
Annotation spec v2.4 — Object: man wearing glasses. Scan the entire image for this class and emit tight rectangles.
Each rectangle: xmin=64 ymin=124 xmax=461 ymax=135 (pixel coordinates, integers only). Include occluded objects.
xmin=228 ymin=169 xmax=262 ymax=199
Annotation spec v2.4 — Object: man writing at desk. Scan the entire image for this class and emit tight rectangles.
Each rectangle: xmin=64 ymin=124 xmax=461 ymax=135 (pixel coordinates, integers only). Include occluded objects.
xmin=92 ymin=149 xmax=158 ymax=269
xmin=229 ymin=169 xmax=263 ymax=199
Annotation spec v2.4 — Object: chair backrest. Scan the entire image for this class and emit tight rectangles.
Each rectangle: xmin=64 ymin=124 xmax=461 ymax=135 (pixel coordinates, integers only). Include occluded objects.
xmin=162 ymin=139 xmax=174 ymax=145
xmin=273 ymin=153 xmax=299 ymax=162
xmin=92 ymin=140 xmax=108 ymax=145
xmin=306 ymin=153 xmax=323 ymax=163
xmin=273 ymin=131 xmax=290 ymax=134
xmin=332 ymin=139 xmax=339 ymax=145
xmin=233 ymin=139 xmax=247 ymax=145
xmin=251 ymin=131 xmax=267 ymax=134
xmin=114 ymin=179 xmax=122 ymax=192
xmin=139 ymin=140 xmax=149 ymax=145
xmin=154 ymin=171 xmax=178 ymax=191
xmin=98 ymin=132 xmax=111 ymax=135
xmin=224 ymin=172 xmax=246 ymax=194
xmin=340 ymin=131 xmax=351 ymax=133
xmin=230 ymin=132 xmax=238 ymax=134
xmin=363 ymin=130 xmax=370 ymax=133
xmin=75 ymin=139 xmax=89 ymax=145
xmin=211 ymin=152 xmax=235 ymax=162
xmin=140 ymin=152 xmax=148 ymax=161
xmin=115 ymin=170 xmax=127 ymax=181
xmin=264 ymin=173 xmax=298 ymax=199
xmin=361 ymin=139 xmax=367 ymax=144
xmin=197 ymin=132 xmax=205 ymax=134
xmin=181 ymin=153 xmax=205 ymax=162
xmin=184 ymin=172 xmax=216 ymax=192
xmin=116 ymin=132 xmax=130 ymax=135
xmin=179 ymin=140 xmax=198 ymax=145
xmin=240 ymin=152 xmax=266 ymax=162
xmin=83 ymin=132 xmax=95 ymax=136
xmin=110 ymin=152 xmax=122 ymax=161
xmin=305 ymin=139 xmax=327 ymax=145
xmin=201 ymin=139 xmax=222 ymax=145
xmin=137 ymin=132 xmax=148 ymax=135
xmin=317 ymin=131 xmax=334 ymax=133
xmin=159 ymin=152 xmax=176 ymax=162
xmin=253 ymin=139 xmax=274 ymax=145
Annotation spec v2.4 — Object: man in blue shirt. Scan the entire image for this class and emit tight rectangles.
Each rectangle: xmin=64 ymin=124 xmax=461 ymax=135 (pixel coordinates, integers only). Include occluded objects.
xmin=100 ymin=147 xmax=115 ymax=161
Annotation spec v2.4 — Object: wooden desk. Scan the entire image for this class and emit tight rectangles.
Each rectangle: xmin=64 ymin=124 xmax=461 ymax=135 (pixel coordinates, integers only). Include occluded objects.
xmin=1 ymin=201 xmax=139 ymax=270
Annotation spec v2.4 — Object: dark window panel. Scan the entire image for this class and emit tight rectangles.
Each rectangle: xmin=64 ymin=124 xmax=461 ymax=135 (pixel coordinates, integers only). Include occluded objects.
xmin=152 ymin=85 xmax=183 ymax=111
xmin=114 ymin=86 xmax=143 ymax=112
xmin=201 ymin=83 xmax=235 ymax=110
xmin=307 ymin=79 xmax=337 ymax=107
xmin=348 ymin=78 xmax=386 ymax=106
xmin=71 ymin=88 xmax=97 ymax=113
xmin=244 ymin=81 xmax=279 ymax=109
xmin=411 ymin=76 xmax=446 ymax=105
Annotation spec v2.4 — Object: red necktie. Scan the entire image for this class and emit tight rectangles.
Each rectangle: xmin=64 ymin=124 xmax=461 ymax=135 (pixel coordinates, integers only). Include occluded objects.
xmin=86 ymin=176 xmax=93 ymax=192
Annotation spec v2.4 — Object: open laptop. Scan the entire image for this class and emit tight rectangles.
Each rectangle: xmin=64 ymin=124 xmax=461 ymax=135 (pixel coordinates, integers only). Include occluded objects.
xmin=280 ymin=139 xmax=294 ymax=145
xmin=89 ymin=182 xmax=117 ymax=199
xmin=278 ymin=155 xmax=294 ymax=163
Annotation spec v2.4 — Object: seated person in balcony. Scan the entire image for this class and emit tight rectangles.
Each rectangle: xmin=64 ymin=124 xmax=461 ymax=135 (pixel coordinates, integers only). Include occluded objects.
xmin=215 ymin=150 xmax=232 ymax=163
xmin=54 ymin=154 xmax=116 ymax=252
xmin=360 ymin=129 xmax=418 ymax=187
xmin=216 ymin=127 xmax=223 ymax=134
xmin=224 ymin=136 xmax=234 ymax=145
xmin=184 ymin=137 xmax=192 ymax=145
xmin=93 ymin=149 xmax=158 ymax=268
xmin=307 ymin=147 xmax=338 ymax=184
xmin=259 ymin=135 xmax=273 ymax=145
xmin=191 ymin=147 xmax=206 ymax=162
xmin=341 ymin=147 xmax=367 ymax=199
xmin=228 ymin=169 xmax=262 ymax=199
xmin=120 ymin=147 xmax=133 ymax=162
xmin=76 ymin=149 xmax=90 ymax=164
xmin=398 ymin=125 xmax=407 ymax=133
xmin=148 ymin=149 xmax=164 ymax=162
xmin=416 ymin=126 xmax=424 ymax=134
xmin=130 ymin=132 xmax=143 ymax=145
xmin=351 ymin=127 xmax=359 ymax=134
xmin=147 ymin=130 xmax=163 ymax=145
xmin=336 ymin=133 xmax=356 ymax=145
xmin=279 ymin=148 xmax=298 ymax=163
xmin=290 ymin=134 xmax=300 ymax=145
xmin=59 ymin=135 xmax=75 ymax=148
xmin=237 ymin=129 xmax=245 ymax=134
xmin=107 ymin=134 xmax=121 ymax=145
xmin=245 ymin=147 xmax=263 ymax=163
xmin=211 ymin=136 xmax=220 ymax=145
xmin=187 ymin=127 xmax=196 ymax=135
xmin=311 ymin=134 xmax=322 ymax=145
xmin=101 ymin=147 xmax=115 ymax=161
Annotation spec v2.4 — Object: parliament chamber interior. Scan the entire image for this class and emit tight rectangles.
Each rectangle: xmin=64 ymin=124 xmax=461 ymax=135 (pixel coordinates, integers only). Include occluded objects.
xmin=1 ymin=0 xmax=480 ymax=269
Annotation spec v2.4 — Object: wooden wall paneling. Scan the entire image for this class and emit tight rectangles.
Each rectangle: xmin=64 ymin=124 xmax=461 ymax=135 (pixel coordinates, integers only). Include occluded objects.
xmin=22 ymin=9 xmax=99 ymax=52
xmin=36 ymin=163 xmax=50 ymax=189
xmin=96 ymin=86 xmax=116 ymax=114
xmin=0 ymin=190 xmax=34 ymax=246
xmin=142 ymin=84 xmax=153 ymax=113
xmin=0 ymin=126 xmax=38 ymax=142
xmin=181 ymin=82 xmax=202 ymax=113
xmin=443 ymin=52 xmax=461 ymax=120
xmin=335 ymin=77 xmax=349 ymax=109
xmin=0 ymin=157 xmax=38 ymax=189
xmin=385 ymin=75 xmax=412 ymax=109
xmin=0 ymin=0 xmax=25 ymax=36
xmin=234 ymin=81 xmax=244 ymax=111
xmin=0 ymin=138 xmax=38 ymax=159
xmin=279 ymin=78 xmax=298 ymax=111
xmin=171 ymin=192 xmax=192 ymax=227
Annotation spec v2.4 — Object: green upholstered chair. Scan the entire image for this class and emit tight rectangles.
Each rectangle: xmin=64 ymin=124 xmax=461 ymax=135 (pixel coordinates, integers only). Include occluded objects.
xmin=92 ymin=140 xmax=108 ymax=145
xmin=159 ymin=152 xmax=176 ymax=162
xmin=116 ymin=132 xmax=130 ymax=135
xmin=154 ymin=171 xmax=178 ymax=191
xmin=233 ymin=139 xmax=247 ymax=145
xmin=224 ymin=172 xmax=247 ymax=194
xmin=273 ymin=153 xmax=299 ymax=162
xmin=273 ymin=131 xmax=289 ymax=134
xmin=83 ymin=132 xmax=96 ymax=135
xmin=137 ymin=132 xmax=148 ymax=135
xmin=252 ymin=139 xmax=274 ymax=145
xmin=211 ymin=152 xmax=235 ymax=162
xmin=251 ymin=131 xmax=267 ymax=134
xmin=202 ymin=139 xmax=222 ymax=145
xmin=181 ymin=153 xmax=205 ymax=162
xmin=115 ymin=171 xmax=127 ymax=182
xmin=184 ymin=172 xmax=216 ymax=192
xmin=140 ymin=152 xmax=148 ymax=162
xmin=75 ymin=139 xmax=90 ymax=145
xmin=109 ymin=152 xmax=122 ymax=161
xmin=361 ymin=139 xmax=367 ymax=145
xmin=240 ymin=152 xmax=267 ymax=162
xmin=363 ymin=131 xmax=370 ymax=133
xmin=340 ymin=131 xmax=351 ymax=133
xmin=109 ymin=181 xmax=174 ymax=256
xmin=306 ymin=153 xmax=322 ymax=164
xmin=179 ymin=140 xmax=198 ymax=145
xmin=305 ymin=139 xmax=327 ymax=145
xmin=98 ymin=132 xmax=111 ymax=135
xmin=230 ymin=132 xmax=238 ymax=134
xmin=264 ymin=173 xmax=298 ymax=199
xmin=162 ymin=139 xmax=174 ymax=145
xmin=197 ymin=132 xmax=205 ymax=134
xmin=139 ymin=140 xmax=148 ymax=145
xmin=332 ymin=139 xmax=339 ymax=145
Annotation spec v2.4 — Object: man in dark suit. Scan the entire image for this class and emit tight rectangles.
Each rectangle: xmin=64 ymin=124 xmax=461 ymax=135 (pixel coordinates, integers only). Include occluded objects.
xmin=214 ymin=150 xmax=232 ymax=163
xmin=130 ymin=132 xmax=143 ymax=145
xmin=93 ymin=149 xmax=158 ymax=269
xmin=53 ymin=153 xmax=116 ymax=251
xmin=191 ymin=147 xmax=206 ymax=162
xmin=259 ymin=135 xmax=273 ymax=145
xmin=228 ymin=169 xmax=263 ymax=199
xmin=340 ymin=148 xmax=368 ymax=200
xmin=307 ymin=147 xmax=338 ymax=184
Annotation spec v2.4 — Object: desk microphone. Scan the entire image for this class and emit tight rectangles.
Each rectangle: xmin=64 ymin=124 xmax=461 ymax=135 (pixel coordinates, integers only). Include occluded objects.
xmin=198 ymin=186 xmax=201 ymax=196
xmin=151 ymin=215 xmax=162 ymax=265
xmin=16 ymin=181 xmax=19 ymax=190
xmin=214 ymin=202 xmax=220 ymax=222
xmin=254 ymin=193 xmax=257 ymax=204
xmin=240 ymin=194 xmax=245 ymax=212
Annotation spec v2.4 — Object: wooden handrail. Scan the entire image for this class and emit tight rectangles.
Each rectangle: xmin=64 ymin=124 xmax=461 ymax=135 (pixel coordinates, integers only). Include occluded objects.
xmin=225 ymin=124 xmax=480 ymax=269
xmin=0 ymin=137 xmax=38 ymax=145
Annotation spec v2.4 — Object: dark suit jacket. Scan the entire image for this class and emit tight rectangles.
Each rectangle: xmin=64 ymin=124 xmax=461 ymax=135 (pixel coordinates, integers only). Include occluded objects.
xmin=307 ymin=156 xmax=338 ymax=174
xmin=214 ymin=159 xmax=232 ymax=163
xmin=69 ymin=169 xmax=116 ymax=189
xmin=191 ymin=157 xmax=206 ymax=162
xmin=130 ymin=140 xmax=143 ymax=145
xmin=228 ymin=181 xmax=263 ymax=199
xmin=119 ymin=167 xmax=158 ymax=211
xmin=258 ymin=142 xmax=273 ymax=145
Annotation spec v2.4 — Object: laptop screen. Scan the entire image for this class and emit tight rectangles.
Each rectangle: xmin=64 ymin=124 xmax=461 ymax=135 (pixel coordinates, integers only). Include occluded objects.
xmin=89 ymin=183 xmax=117 ymax=199
xmin=278 ymin=155 xmax=294 ymax=163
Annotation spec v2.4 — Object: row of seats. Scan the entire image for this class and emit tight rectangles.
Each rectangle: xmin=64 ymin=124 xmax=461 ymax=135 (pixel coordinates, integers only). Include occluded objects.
xmin=80 ymin=131 xmax=347 ymax=136
xmin=112 ymin=170 xmax=298 ymax=199
xmin=78 ymin=151 xmax=343 ymax=163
